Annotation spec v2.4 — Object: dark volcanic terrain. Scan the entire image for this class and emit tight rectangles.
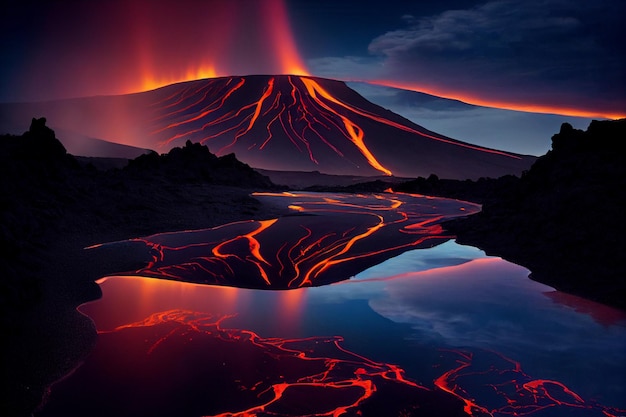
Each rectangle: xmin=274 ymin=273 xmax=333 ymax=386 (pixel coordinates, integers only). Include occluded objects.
xmin=0 ymin=119 xmax=286 ymax=417
xmin=445 ymin=120 xmax=626 ymax=310
xmin=318 ymin=119 xmax=626 ymax=310
xmin=0 ymin=75 xmax=535 ymax=180
xmin=2 ymin=117 xmax=623 ymax=417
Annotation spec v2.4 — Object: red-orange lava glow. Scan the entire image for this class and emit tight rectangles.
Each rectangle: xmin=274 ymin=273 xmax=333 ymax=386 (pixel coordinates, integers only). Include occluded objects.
xmin=149 ymin=75 xmax=521 ymax=177
xmin=435 ymin=349 xmax=626 ymax=417
xmin=98 ymin=310 xmax=432 ymax=417
xmin=119 ymin=192 xmax=476 ymax=289
xmin=131 ymin=0 xmax=307 ymax=95
xmin=263 ymin=0 xmax=309 ymax=78
xmin=367 ymin=79 xmax=626 ymax=120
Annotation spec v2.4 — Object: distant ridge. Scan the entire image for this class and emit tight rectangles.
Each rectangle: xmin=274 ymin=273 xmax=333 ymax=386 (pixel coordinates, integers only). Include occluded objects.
xmin=0 ymin=75 xmax=536 ymax=180
xmin=53 ymin=129 xmax=152 ymax=159
xmin=255 ymin=168 xmax=411 ymax=189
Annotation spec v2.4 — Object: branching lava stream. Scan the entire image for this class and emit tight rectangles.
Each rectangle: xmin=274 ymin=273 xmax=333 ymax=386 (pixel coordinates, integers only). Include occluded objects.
xmin=95 ymin=191 xmax=478 ymax=289
xmin=52 ymin=192 xmax=624 ymax=417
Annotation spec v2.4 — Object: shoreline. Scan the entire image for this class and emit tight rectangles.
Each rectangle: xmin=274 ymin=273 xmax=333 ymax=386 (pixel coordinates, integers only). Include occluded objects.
xmin=4 ymin=186 xmax=291 ymax=417
xmin=5 ymin=118 xmax=624 ymax=416
xmin=7 ymin=186 xmax=623 ymax=417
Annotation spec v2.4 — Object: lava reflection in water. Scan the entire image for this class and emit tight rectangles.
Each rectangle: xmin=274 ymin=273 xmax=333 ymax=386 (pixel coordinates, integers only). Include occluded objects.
xmin=38 ymin=193 xmax=626 ymax=417
xmin=92 ymin=192 xmax=478 ymax=290
xmin=41 ymin=268 xmax=624 ymax=417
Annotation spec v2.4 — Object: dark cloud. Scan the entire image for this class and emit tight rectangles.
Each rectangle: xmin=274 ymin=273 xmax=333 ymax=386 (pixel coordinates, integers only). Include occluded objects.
xmin=2 ymin=0 xmax=623 ymax=118
xmin=367 ymin=0 xmax=626 ymax=113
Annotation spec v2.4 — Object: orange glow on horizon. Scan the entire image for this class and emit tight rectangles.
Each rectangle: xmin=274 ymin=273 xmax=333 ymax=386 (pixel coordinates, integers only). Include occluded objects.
xmin=127 ymin=0 xmax=308 ymax=95
xmin=136 ymin=65 xmax=220 ymax=94
xmin=300 ymin=77 xmax=520 ymax=161
xmin=264 ymin=0 xmax=309 ymax=77
xmin=366 ymin=79 xmax=626 ymax=120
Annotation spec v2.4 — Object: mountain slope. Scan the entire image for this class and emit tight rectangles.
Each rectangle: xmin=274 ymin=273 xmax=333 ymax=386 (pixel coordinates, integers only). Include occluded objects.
xmin=0 ymin=75 xmax=535 ymax=179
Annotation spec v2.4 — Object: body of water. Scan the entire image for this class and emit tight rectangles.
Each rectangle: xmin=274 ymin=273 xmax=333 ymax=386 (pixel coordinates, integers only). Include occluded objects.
xmin=36 ymin=192 xmax=626 ymax=417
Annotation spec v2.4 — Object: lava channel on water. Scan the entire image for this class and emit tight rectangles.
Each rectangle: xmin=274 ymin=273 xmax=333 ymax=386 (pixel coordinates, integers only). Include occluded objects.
xmin=92 ymin=192 xmax=478 ymax=289
xmin=36 ymin=310 xmax=466 ymax=417
xmin=434 ymin=349 xmax=626 ymax=417
xmin=37 ymin=309 xmax=625 ymax=417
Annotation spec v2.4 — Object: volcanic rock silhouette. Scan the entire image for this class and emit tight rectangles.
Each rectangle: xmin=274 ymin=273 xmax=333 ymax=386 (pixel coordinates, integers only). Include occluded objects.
xmin=0 ymin=75 xmax=535 ymax=179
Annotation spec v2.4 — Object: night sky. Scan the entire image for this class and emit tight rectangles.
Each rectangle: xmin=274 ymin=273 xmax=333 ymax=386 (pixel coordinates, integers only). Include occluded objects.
xmin=291 ymin=0 xmax=625 ymax=119
xmin=1 ymin=0 xmax=624 ymax=154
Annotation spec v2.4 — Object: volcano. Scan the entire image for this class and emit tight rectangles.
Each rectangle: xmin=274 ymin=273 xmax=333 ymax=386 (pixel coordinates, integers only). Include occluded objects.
xmin=0 ymin=75 xmax=535 ymax=179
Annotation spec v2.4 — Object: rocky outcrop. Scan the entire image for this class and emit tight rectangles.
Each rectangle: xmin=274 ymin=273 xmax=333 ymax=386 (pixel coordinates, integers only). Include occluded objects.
xmin=1 ymin=122 xmax=279 ymax=313
xmin=0 ymin=120 xmax=285 ymax=417
xmin=445 ymin=119 xmax=626 ymax=310
xmin=126 ymin=140 xmax=275 ymax=188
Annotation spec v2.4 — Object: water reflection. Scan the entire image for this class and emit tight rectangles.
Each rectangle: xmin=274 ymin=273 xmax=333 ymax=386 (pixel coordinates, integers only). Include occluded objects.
xmin=40 ymin=308 xmax=468 ymax=417
xmin=37 ymin=192 xmax=626 ymax=416
xmin=90 ymin=192 xmax=479 ymax=289
xmin=319 ymin=242 xmax=626 ymax=410
xmin=35 ymin=242 xmax=625 ymax=416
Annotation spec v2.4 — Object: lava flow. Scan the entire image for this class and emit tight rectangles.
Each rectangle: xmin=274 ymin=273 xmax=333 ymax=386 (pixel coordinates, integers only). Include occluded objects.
xmin=0 ymin=75 xmax=536 ymax=179
xmin=96 ymin=192 xmax=478 ymax=289
xmin=145 ymin=75 xmax=534 ymax=179
xmin=434 ymin=349 xmax=626 ymax=417
xmin=36 ymin=310 xmax=465 ymax=417
xmin=38 ymin=306 xmax=624 ymax=417
xmin=150 ymin=75 xmax=396 ymax=176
